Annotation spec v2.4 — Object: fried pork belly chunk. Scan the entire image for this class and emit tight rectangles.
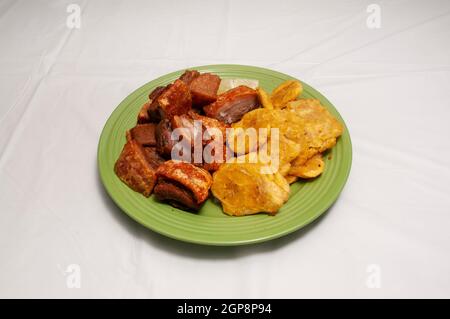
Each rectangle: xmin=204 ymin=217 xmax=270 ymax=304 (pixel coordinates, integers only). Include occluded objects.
xmin=189 ymin=73 xmax=221 ymax=107
xmin=156 ymin=80 xmax=192 ymax=120
xmin=137 ymin=86 xmax=166 ymax=123
xmin=203 ymin=86 xmax=259 ymax=124
xmin=155 ymin=119 xmax=176 ymax=158
xmin=114 ymin=140 xmax=158 ymax=197
xmin=142 ymin=146 xmax=165 ymax=170
xmin=171 ymin=113 xmax=199 ymax=147
xmin=179 ymin=70 xmax=200 ymax=85
xmin=129 ymin=123 xmax=156 ymax=146
xmin=187 ymin=110 xmax=228 ymax=144
xmin=154 ymin=160 xmax=212 ymax=209
xmin=201 ymin=141 xmax=230 ymax=172
xmin=137 ymin=101 xmax=152 ymax=124
xmin=153 ymin=179 xmax=202 ymax=211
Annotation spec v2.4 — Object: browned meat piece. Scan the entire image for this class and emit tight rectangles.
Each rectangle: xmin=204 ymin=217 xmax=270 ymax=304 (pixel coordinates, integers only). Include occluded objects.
xmin=149 ymin=86 xmax=166 ymax=101
xmin=155 ymin=119 xmax=176 ymax=158
xmin=142 ymin=147 xmax=165 ymax=170
xmin=129 ymin=123 xmax=156 ymax=146
xmin=188 ymin=110 xmax=229 ymax=144
xmin=171 ymin=113 xmax=206 ymax=149
xmin=137 ymin=86 xmax=166 ymax=123
xmin=156 ymin=160 xmax=212 ymax=205
xmin=114 ymin=140 xmax=158 ymax=197
xmin=179 ymin=70 xmax=200 ymax=85
xmin=147 ymin=86 xmax=168 ymax=123
xmin=201 ymin=141 xmax=230 ymax=172
xmin=189 ymin=73 xmax=221 ymax=107
xmin=203 ymin=86 xmax=260 ymax=124
xmin=153 ymin=179 xmax=201 ymax=211
xmin=137 ymin=101 xmax=152 ymax=124
xmin=156 ymin=80 xmax=192 ymax=120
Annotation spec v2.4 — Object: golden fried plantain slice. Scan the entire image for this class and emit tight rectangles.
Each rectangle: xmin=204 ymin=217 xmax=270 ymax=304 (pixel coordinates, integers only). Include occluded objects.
xmin=271 ymin=80 xmax=302 ymax=109
xmin=211 ymin=160 xmax=290 ymax=216
xmin=286 ymin=98 xmax=343 ymax=166
xmin=256 ymin=87 xmax=273 ymax=110
xmin=284 ymin=175 xmax=299 ymax=184
xmin=286 ymin=99 xmax=343 ymax=152
xmin=289 ymin=153 xmax=325 ymax=179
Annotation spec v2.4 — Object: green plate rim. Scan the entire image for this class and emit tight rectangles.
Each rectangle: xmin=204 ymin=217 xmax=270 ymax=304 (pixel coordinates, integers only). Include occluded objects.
xmin=97 ymin=64 xmax=352 ymax=246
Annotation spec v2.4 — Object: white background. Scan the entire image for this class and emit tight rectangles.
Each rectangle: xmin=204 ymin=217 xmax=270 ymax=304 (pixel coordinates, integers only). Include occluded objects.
xmin=0 ymin=0 xmax=449 ymax=298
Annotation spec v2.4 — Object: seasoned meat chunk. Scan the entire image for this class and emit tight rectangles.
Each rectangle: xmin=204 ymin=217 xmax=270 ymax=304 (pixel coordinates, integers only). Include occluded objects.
xmin=179 ymin=70 xmax=200 ymax=85
xmin=142 ymin=147 xmax=165 ymax=170
xmin=203 ymin=86 xmax=259 ymax=124
xmin=155 ymin=119 xmax=176 ymax=158
xmin=137 ymin=86 xmax=166 ymax=123
xmin=188 ymin=110 xmax=229 ymax=144
xmin=171 ymin=114 xmax=198 ymax=148
xmin=155 ymin=160 xmax=212 ymax=205
xmin=129 ymin=123 xmax=156 ymax=146
xmin=156 ymin=80 xmax=192 ymax=120
xmin=114 ymin=140 xmax=158 ymax=197
xmin=201 ymin=141 xmax=230 ymax=172
xmin=149 ymin=86 xmax=166 ymax=101
xmin=189 ymin=73 xmax=221 ymax=107
xmin=137 ymin=101 xmax=152 ymax=124
xmin=153 ymin=179 xmax=201 ymax=211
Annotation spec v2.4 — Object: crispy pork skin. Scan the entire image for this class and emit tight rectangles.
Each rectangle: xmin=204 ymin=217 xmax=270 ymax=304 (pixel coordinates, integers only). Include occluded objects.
xmin=179 ymin=70 xmax=200 ymax=85
xmin=203 ymin=86 xmax=259 ymax=124
xmin=114 ymin=140 xmax=158 ymax=197
xmin=149 ymin=86 xmax=166 ymax=101
xmin=137 ymin=86 xmax=166 ymax=123
xmin=137 ymin=101 xmax=152 ymax=124
xmin=153 ymin=179 xmax=200 ymax=211
xmin=142 ymin=147 xmax=165 ymax=170
xmin=189 ymin=73 xmax=221 ymax=107
xmin=156 ymin=80 xmax=192 ymax=120
xmin=187 ymin=110 xmax=229 ymax=144
xmin=155 ymin=119 xmax=176 ymax=158
xmin=155 ymin=160 xmax=212 ymax=205
xmin=129 ymin=123 xmax=156 ymax=146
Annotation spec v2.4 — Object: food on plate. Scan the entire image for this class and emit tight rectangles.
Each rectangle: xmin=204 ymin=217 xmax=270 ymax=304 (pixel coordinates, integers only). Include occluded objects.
xmin=189 ymin=73 xmax=221 ymax=106
xmin=256 ymin=87 xmax=273 ymax=110
xmin=137 ymin=86 xmax=166 ymax=123
xmin=137 ymin=101 xmax=152 ymax=124
xmin=270 ymin=80 xmax=302 ymax=109
xmin=154 ymin=160 xmax=212 ymax=210
xmin=114 ymin=70 xmax=344 ymax=216
xmin=188 ymin=110 xmax=229 ymax=144
xmin=217 ymin=78 xmax=259 ymax=94
xmin=204 ymin=86 xmax=260 ymax=124
xmin=114 ymin=140 xmax=158 ymax=197
xmin=211 ymin=159 xmax=290 ymax=216
xmin=128 ymin=123 xmax=157 ymax=146
xmin=200 ymin=140 xmax=230 ymax=172
xmin=284 ymin=175 xmax=298 ymax=184
xmin=179 ymin=70 xmax=200 ymax=85
xmin=142 ymin=147 xmax=165 ymax=170
xmin=289 ymin=153 xmax=324 ymax=179
xmin=285 ymin=98 xmax=343 ymax=167
xmin=155 ymin=119 xmax=176 ymax=158
xmin=156 ymin=79 xmax=192 ymax=120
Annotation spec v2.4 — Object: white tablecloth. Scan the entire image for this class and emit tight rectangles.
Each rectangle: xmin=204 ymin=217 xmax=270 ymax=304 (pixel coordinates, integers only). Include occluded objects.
xmin=1 ymin=0 xmax=449 ymax=298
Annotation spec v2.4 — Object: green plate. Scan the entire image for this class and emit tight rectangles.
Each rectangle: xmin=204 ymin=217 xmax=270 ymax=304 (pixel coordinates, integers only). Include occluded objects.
xmin=98 ymin=64 xmax=352 ymax=246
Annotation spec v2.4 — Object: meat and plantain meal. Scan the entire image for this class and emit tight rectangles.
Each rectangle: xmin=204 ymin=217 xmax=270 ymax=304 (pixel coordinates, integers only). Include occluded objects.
xmin=114 ymin=69 xmax=344 ymax=216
